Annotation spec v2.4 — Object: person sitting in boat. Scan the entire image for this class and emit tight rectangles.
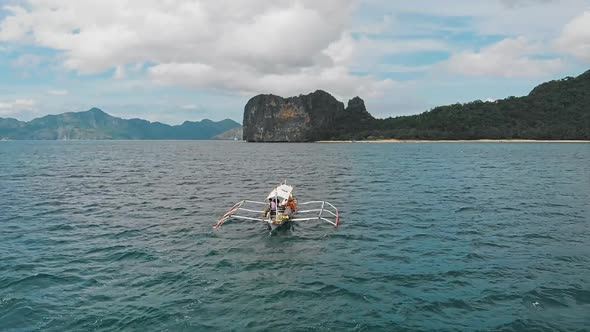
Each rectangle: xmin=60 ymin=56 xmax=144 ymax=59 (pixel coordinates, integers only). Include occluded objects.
xmin=283 ymin=195 xmax=297 ymax=219
xmin=262 ymin=198 xmax=278 ymax=219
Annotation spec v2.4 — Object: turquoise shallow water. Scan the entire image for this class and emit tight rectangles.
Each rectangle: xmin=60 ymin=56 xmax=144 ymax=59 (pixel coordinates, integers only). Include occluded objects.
xmin=0 ymin=141 xmax=589 ymax=331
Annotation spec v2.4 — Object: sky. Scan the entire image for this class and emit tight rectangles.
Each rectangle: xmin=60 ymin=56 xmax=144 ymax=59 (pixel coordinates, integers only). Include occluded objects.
xmin=0 ymin=0 xmax=589 ymax=124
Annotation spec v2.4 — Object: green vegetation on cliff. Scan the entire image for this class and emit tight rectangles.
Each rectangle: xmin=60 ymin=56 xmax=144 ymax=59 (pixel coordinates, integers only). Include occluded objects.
xmin=329 ymin=70 xmax=590 ymax=140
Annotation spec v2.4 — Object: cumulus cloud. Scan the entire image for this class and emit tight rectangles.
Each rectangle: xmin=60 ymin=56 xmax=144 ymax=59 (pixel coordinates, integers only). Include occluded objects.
xmin=444 ymin=37 xmax=563 ymax=78
xmin=149 ymin=62 xmax=395 ymax=100
xmin=555 ymin=9 xmax=590 ymax=63
xmin=0 ymin=0 xmax=398 ymax=98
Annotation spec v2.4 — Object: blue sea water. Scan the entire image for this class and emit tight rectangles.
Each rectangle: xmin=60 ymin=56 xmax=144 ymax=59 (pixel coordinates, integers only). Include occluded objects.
xmin=0 ymin=141 xmax=589 ymax=331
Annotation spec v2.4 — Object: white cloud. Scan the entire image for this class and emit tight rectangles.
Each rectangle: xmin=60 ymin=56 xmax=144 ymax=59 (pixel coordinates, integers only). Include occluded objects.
xmin=149 ymin=62 xmax=395 ymax=100
xmin=555 ymin=9 xmax=590 ymax=63
xmin=362 ymin=0 xmax=587 ymax=38
xmin=47 ymin=89 xmax=68 ymax=95
xmin=181 ymin=104 xmax=198 ymax=110
xmin=0 ymin=98 xmax=36 ymax=117
xmin=0 ymin=0 xmax=399 ymax=99
xmin=444 ymin=37 xmax=563 ymax=78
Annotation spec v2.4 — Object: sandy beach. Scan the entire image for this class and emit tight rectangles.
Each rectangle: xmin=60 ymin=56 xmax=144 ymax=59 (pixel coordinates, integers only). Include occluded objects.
xmin=318 ymin=139 xmax=590 ymax=143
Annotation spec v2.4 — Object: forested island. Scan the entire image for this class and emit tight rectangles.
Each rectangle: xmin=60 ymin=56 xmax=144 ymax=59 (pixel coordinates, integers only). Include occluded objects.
xmin=360 ymin=70 xmax=589 ymax=140
xmin=244 ymin=69 xmax=589 ymax=141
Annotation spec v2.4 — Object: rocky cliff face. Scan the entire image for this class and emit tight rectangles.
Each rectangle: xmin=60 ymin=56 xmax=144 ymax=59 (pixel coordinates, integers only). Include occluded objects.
xmin=242 ymin=90 xmax=373 ymax=142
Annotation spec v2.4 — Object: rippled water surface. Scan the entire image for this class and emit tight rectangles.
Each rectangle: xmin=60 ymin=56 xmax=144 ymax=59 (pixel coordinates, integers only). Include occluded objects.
xmin=1 ymin=141 xmax=589 ymax=331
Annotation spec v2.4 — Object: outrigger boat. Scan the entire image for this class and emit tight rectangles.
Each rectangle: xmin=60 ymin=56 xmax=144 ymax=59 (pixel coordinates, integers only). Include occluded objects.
xmin=214 ymin=182 xmax=339 ymax=231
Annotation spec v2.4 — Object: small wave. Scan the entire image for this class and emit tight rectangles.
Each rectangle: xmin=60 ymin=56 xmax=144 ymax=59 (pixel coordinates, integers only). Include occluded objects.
xmin=408 ymin=233 xmax=436 ymax=239
xmin=271 ymin=288 xmax=315 ymax=298
xmin=375 ymin=269 xmax=471 ymax=285
xmin=480 ymin=165 xmax=498 ymax=169
xmin=67 ymin=315 xmax=121 ymax=331
xmin=497 ymin=206 xmax=520 ymax=211
xmin=82 ymin=202 xmax=101 ymax=208
xmin=455 ymin=206 xmax=477 ymax=213
xmin=5 ymin=273 xmax=82 ymax=289
xmin=472 ymin=240 xmax=511 ymax=248
xmin=315 ymin=284 xmax=375 ymax=302
xmin=521 ymin=233 xmax=556 ymax=240
xmin=0 ymin=215 xmax=21 ymax=223
xmin=372 ymin=252 xmax=411 ymax=263
xmin=327 ymin=233 xmax=376 ymax=242
xmin=457 ymin=229 xmax=481 ymax=235
xmin=205 ymin=249 xmax=219 ymax=257
xmin=300 ymin=280 xmax=334 ymax=288
xmin=86 ymin=244 xmax=130 ymax=255
xmin=214 ymin=259 xmax=232 ymax=268
xmin=33 ymin=207 xmax=71 ymax=216
xmin=449 ymin=279 xmax=471 ymax=287
xmin=10 ymin=263 xmax=37 ymax=273
xmin=493 ymin=318 xmax=559 ymax=331
xmin=526 ymin=287 xmax=590 ymax=307
xmin=464 ymin=252 xmax=489 ymax=260
xmin=480 ymin=292 xmax=522 ymax=304
xmin=176 ymin=181 xmax=199 ymax=185
xmin=0 ymin=297 xmax=45 ymax=330
xmin=112 ymin=250 xmax=155 ymax=262
xmin=544 ymin=202 xmax=572 ymax=208
xmin=418 ymin=298 xmax=473 ymax=313
xmin=112 ymin=229 xmax=142 ymax=239
xmin=46 ymin=224 xmax=75 ymax=231
xmin=554 ymin=255 xmax=587 ymax=263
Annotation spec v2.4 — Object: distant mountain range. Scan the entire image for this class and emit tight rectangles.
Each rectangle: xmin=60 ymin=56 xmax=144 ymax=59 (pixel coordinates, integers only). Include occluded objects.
xmin=0 ymin=108 xmax=241 ymax=140
xmin=3 ymin=69 xmax=588 ymax=141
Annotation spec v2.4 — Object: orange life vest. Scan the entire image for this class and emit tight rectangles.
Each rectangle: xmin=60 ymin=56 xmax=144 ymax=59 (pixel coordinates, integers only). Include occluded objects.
xmin=286 ymin=200 xmax=297 ymax=212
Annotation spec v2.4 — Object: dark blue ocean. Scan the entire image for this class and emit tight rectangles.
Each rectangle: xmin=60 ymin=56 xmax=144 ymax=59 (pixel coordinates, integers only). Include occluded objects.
xmin=0 ymin=141 xmax=589 ymax=331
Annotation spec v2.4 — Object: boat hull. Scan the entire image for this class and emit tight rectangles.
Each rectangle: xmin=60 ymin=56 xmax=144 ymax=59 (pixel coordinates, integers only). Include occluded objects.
xmin=265 ymin=215 xmax=294 ymax=231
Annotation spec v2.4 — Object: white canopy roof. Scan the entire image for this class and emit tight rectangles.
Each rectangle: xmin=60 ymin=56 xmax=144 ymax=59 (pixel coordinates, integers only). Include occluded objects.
xmin=266 ymin=184 xmax=293 ymax=203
